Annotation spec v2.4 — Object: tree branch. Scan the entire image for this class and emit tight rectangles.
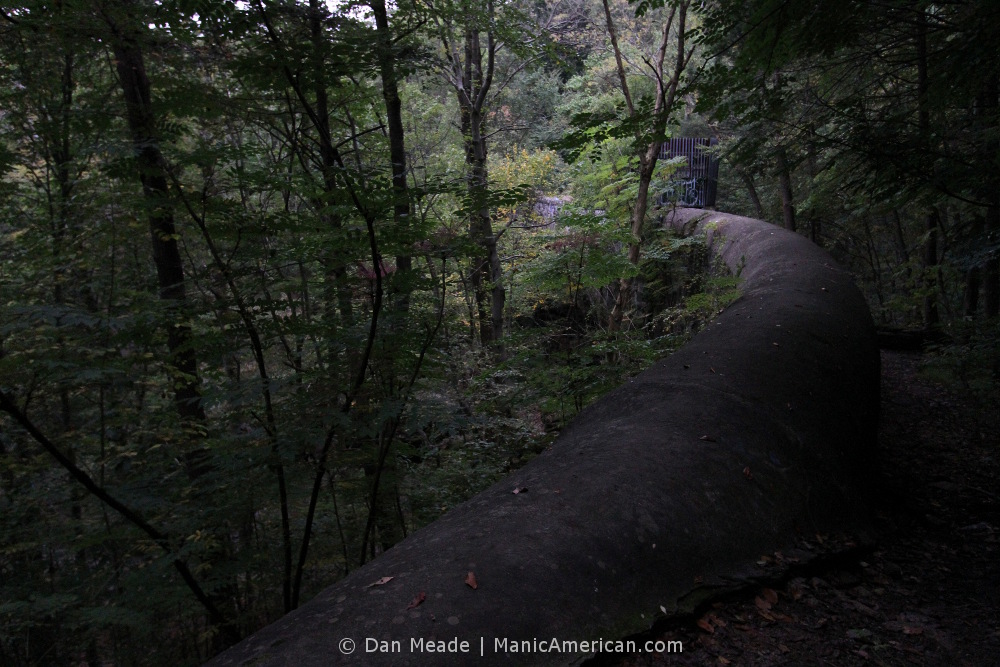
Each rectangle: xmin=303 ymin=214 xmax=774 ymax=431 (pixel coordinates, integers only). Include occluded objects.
xmin=602 ymin=0 xmax=634 ymax=117
xmin=0 ymin=390 xmax=238 ymax=644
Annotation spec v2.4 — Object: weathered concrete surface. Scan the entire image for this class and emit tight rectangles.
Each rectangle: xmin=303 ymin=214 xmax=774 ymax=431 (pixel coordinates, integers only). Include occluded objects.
xmin=206 ymin=209 xmax=879 ymax=666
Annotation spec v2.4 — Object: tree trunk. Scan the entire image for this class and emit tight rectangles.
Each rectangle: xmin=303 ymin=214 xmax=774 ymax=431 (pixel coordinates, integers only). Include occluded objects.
xmin=605 ymin=0 xmax=690 ymax=332
xmin=609 ymin=140 xmax=660 ymax=331
xmin=356 ymin=0 xmax=414 ymax=560
xmin=454 ymin=23 xmax=503 ymax=348
xmin=113 ymin=40 xmax=207 ymax=434
xmin=371 ymin=0 xmax=413 ymax=311
xmin=915 ymin=8 xmax=940 ymax=331
xmin=963 ymin=266 xmax=981 ymax=319
xmin=112 ymin=22 xmax=242 ymax=650
xmin=776 ymin=146 xmax=796 ymax=232
xmin=738 ymin=168 xmax=765 ymax=219
xmin=306 ymin=1 xmax=355 ymax=336
xmin=923 ymin=208 xmax=940 ymax=329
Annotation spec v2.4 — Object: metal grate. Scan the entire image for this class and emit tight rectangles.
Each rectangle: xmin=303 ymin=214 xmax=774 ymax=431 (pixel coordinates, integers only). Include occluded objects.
xmin=658 ymin=137 xmax=719 ymax=208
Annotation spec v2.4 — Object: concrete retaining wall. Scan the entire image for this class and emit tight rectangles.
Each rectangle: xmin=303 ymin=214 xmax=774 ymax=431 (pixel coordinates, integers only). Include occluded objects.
xmin=206 ymin=209 xmax=879 ymax=666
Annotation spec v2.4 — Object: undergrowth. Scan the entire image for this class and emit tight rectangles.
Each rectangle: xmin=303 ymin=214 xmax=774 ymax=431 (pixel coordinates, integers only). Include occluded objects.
xmin=399 ymin=230 xmax=742 ymax=532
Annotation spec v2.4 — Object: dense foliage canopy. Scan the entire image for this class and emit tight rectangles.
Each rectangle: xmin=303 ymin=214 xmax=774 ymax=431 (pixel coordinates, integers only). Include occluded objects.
xmin=0 ymin=1 xmax=996 ymax=664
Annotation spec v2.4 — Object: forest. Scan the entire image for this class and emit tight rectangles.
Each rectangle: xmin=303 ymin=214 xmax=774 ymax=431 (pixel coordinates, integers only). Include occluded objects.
xmin=1 ymin=1 xmax=997 ymax=665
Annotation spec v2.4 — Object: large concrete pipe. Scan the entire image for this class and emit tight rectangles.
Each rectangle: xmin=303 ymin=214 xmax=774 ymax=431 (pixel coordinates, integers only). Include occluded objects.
xmin=207 ymin=209 xmax=879 ymax=666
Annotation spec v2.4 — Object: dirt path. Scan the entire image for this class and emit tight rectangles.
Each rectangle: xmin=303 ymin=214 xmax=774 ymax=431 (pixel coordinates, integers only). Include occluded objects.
xmin=607 ymin=351 xmax=1000 ymax=666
